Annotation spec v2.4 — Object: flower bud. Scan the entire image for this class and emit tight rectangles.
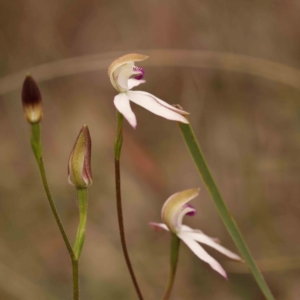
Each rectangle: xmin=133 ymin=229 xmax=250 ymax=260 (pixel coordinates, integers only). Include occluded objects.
xmin=22 ymin=75 xmax=43 ymax=123
xmin=68 ymin=125 xmax=92 ymax=188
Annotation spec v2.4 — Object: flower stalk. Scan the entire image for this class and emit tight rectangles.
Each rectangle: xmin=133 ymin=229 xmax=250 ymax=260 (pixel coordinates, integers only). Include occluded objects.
xmin=178 ymin=122 xmax=275 ymax=300
xmin=114 ymin=111 xmax=143 ymax=300
xmin=68 ymin=124 xmax=92 ymax=299
xmin=72 ymin=259 xmax=79 ymax=300
xmin=73 ymin=188 xmax=88 ymax=260
xmin=162 ymin=234 xmax=181 ymax=300
xmin=30 ymin=123 xmax=78 ymax=299
xmin=30 ymin=123 xmax=75 ymax=260
xmin=114 ymin=112 xmax=124 ymax=160
xmin=23 ymin=76 xmax=88 ymax=300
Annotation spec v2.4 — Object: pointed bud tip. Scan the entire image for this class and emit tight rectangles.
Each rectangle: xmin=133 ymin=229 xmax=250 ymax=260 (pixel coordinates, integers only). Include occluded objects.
xmin=81 ymin=124 xmax=89 ymax=133
xmin=22 ymin=75 xmax=41 ymax=103
xmin=22 ymin=75 xmax=43 ymax=124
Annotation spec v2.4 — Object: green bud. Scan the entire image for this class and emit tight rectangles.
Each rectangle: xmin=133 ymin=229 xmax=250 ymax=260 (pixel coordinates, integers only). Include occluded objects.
xmin=68 ymin=125 xmax=92 ymax=188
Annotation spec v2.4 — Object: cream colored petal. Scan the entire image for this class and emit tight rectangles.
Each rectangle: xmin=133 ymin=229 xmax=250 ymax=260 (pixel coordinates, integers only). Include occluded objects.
xmin=181 ymin=225 xmax=220 ymax=242
xmin=128 ymin=79 xmax=146 ymax=89
xmin=116 ymin=66 xmax=141 ymax=90
xmin=181 ymin=225 xmax=203 ymax=233
xmin=108 ymin=53 xmax=148 ymax=90
xmin=176 ymin=206 xmax=196 ymax=232
xmin=149 ymin=222 xmax=169 ymax=232
xmin=178 ymin=232 xmax=227 ymax=279
xmin=160 ymin=188 xmax=200 ymax=232
xmin=134 ymin=91 xmax=190 ymax=116
xmin=127 ymin=91 xmax=189 ymax=124
xmin=114 ymin=93 xmax=137 ymax=128
xmin=184 ymin=231 xmax=242 ymax=261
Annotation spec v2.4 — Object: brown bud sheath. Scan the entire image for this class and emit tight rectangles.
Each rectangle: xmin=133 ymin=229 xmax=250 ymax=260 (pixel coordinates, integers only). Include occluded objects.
xmin=68 ymin=125 xmax=92 ymax=188
xmin=22 ymin=75 xmax=43 ymax=123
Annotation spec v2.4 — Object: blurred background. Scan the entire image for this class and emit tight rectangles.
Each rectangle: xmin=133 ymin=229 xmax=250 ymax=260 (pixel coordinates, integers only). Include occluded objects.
xmin=1 ymin=0 xmax=300 ymax=299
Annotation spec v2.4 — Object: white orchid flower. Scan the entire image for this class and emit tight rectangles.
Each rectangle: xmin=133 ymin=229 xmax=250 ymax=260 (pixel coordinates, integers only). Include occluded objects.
xmin=108 ymin=53 xmax=189 ymax=128
xmin=150 ymin=188 xmax=243 ymax=279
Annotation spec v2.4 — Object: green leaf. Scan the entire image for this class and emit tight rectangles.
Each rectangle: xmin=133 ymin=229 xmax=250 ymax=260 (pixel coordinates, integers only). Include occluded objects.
xmin=178 ymin=122 xmax=274 ymax=300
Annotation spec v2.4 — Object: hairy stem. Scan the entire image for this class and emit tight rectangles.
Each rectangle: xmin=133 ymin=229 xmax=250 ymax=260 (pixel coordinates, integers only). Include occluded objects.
xmin=114 ymin=112 xmax=144 ymax=300
xmin=178 ymin=122 xmax=274 ymax=300
xmin=162 ymin=234 xmax=180 ymax=300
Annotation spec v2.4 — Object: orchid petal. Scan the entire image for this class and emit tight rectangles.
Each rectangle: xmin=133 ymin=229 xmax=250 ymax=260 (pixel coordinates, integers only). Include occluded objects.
xmin=108 ymin=53 xmax=148 ymax=91
xmin=176 ymin=205 xmax=197 ymax=231
xmin=161 ymin=189 xmax=200 ymax=233
xmin=181 ymin=225 xmax=204 ymax=234
xmin=127 ymin=91 xmax=189 ymax=124
xmin=128 ymin=79 xmax=146 ymax=90
xmin=134 ymin=91 xmax=190 ymax=116
xmin=178 ymin=232 xmax=227 ymax=279
xmin=161 ymin=188 xmax=200 ymax=233
xmin=149 ymin=222 xmax=169 ymax=232
xmin=114 ymin=93 xmax=137 ymax=128
xmin=183 ymin=231 xmax=242 ymax=261
xmin=181 ymin=225 xmax=221 ymax=243
xmin=117 ymin=66 xmax=141 ymax=90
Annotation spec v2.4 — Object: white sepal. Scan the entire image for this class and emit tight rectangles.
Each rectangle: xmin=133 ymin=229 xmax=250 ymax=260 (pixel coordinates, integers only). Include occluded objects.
xmin=149 ymin=222 xmax=169 ymax=231
xmin=182 ymin=230 xmax=242 ymax=261
xmin=178 ymin=231 xmax=227 ymax=279
xmin=127 ymin=90 xmax=189 ymax=124
xmin=114 ymin=93 xmax=137 ymax=128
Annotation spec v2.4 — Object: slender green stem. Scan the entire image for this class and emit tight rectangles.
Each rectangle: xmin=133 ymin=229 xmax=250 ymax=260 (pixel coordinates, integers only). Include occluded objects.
xmin=71 ymin=188 xmax=88 ymax=300
xmin=162 ymin=234 xmax=180 ymax=300
xmin=114 ymin=112 xmax=144 ymax=300
xmin=72 ymin=259 xmax=79 ymax=300
xmin=31 ymin=123 xmax=75 ymax=260
xmin=31 ymin=122 xmax=42 ymax=161
xmin=30 ymin=123 xmax=79 ymax=299
xmin=114 ymin=112 xmax=124 ymax=160
xmin=74 ymin=188 xmax=88 ymax=260
xmin=178 ymin=122 xmax=274 ymax=300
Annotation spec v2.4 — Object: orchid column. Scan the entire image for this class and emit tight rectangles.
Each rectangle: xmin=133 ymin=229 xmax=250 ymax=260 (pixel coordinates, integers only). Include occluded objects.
xmin=108 ymin=53 xmax=189 ymax=299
